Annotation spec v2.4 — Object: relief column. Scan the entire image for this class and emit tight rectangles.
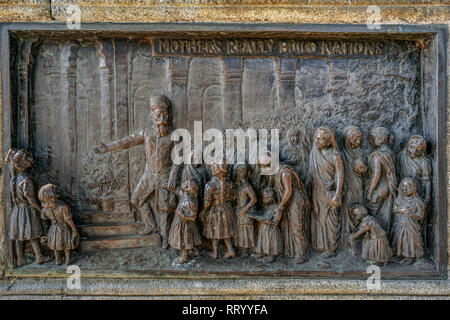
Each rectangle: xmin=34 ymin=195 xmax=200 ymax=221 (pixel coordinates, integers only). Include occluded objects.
xmin=223 ymin=57 xmax=243 ymax=124
xmin=276 ymin=57 xmax=297 ymax=110
xmin=169 ymin=57 xmax=189 ymax=130
xmin=17 ymin=38 xmax=38 ymax=149
xmin=114 ymin=39 xmax=131 ymax=212
xmin=59 ymin=41 xmax=79 ymax=203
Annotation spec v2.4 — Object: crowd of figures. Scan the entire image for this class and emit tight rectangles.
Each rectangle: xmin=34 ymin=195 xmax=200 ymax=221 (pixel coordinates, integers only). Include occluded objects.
xmin=6 ymin=95 xmax=433 ymax=268
xmin=145 ymin=125 xmax=432 ymax=266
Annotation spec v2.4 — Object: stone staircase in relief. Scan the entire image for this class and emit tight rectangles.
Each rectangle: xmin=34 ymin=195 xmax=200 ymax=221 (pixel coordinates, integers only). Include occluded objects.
xmin=75 ymin=211 xmax=161 ymax=252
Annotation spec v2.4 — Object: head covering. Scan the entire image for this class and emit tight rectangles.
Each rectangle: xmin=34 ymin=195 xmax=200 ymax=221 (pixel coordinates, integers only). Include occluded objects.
xmin=394 ymin=177 xmax=421 ymax=222
xmin=351 ymin=204 xmax=368 ymax=218
xmin=5 ymin=148 xmax=34 ymax=171
xmin=181 ymin=178 xmax=199 ymax=195
xmin=314 ymin=126 xmax=340 ymax=153
xmin=286 ymin=128 xmax=300 ymax=141
xmin=407 ymin=135 xmax=427 ymax=155
xmin=399 ymin=177 xmax=419 ymax=196
xmin=150 ymin=95 xmax=170 ymax=112
xmin=306 ymin=126 xmax=340 ymax=189
xmin=370 ymin=127 xmax=393 ymax=147
xmin=343 ymin=126 xmax=362 ymax=152
xmin=211 ymin=161 xmax=229 ymax=176
xmin=233 ymin=163 xmax=248 ymax=180
xmin=262 ymin=187 xmax=276 ymax=201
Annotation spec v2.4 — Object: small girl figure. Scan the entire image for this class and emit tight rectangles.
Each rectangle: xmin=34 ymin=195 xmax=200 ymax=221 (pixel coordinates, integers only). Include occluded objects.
xmin=200 ymin=162 xmax=236 ymax=259
xmin=166 ymin=179 xmax=202 ymax=264
xmin=38 ymin=184 xmax=79 ymax=266
xmin=248 ymin=188 xmax=283 ymax=263
xmin=391 ymin=177 xmax=425 ymax=265
xmin=233 ymin=164 xmax=257 ymax=257
xmin=348 ymin=205 xmax=392 ymax=266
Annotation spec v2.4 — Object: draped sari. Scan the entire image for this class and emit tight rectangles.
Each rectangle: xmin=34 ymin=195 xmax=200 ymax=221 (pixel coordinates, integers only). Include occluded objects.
xmin=366 ymin=145 xmax=397 ymax=235
xmin=391 ymin=193 xmax=425 ymax=258
xmin=342 ymin=143 xmax=366 ymax=247
xmin=275 ymin=164 xmax=309 ymax=259
xmin=398 ymin=151 xmax=431 ymax=199
xmin=309 ymin=146 xmax=344 ymax=252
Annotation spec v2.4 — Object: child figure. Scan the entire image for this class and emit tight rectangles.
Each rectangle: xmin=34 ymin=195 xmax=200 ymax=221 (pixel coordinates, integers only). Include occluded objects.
xmin=248 ymin=188 xmax=283 ymax=263
xmin=166 ymin=179 xmax=202 ymax=264
xmin=391 ymin=177 xmax=425 ymax=265
xmin=200 ymin=162 xmax=236 ymax=259
xmin=38 ymin=184 xmax=79 ymax=266
xmin=233 ymin=164 xmax=257 ymax=257
xmin=348 ymin=205 xmax=392 ymax=265
xmin=5 ymin=149 xmax=48 ymax=267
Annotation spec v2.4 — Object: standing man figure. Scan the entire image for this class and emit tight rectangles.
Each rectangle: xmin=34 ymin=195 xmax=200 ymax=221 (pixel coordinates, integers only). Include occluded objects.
xmin=93 ymin=95 xmax=180 ymax=249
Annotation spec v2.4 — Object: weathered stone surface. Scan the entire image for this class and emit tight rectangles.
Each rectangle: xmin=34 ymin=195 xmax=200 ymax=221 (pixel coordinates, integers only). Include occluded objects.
xmin=0 ymin=1 xmax=449 ymax=24
xmin=80 ymin=234 xmax=161 ymax=252
xmin=47 ymin=1 xmax=450 ymax=24
xmin=0 ymin=277 xmax=449 ymax=299
xmin=0 ymin=1 xmax=51 ymax=22
xmin=447 ymin=24 xmax=450 ymax=280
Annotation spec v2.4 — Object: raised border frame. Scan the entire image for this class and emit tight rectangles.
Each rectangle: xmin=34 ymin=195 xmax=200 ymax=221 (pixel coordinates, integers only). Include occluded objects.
xmin=0 ymin=23 xmax=447 ymax=286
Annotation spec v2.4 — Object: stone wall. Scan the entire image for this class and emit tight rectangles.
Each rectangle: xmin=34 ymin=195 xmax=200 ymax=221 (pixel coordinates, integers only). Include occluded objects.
xmin=0 ymin=1 xmax=449 ymax=24
xmin=0 ymin=0 xmax=449 ymax=298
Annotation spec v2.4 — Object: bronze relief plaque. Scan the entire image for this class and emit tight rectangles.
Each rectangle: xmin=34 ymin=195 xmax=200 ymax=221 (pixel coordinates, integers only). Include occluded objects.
xmin=1 ymin=24 xmax=447 ymax=279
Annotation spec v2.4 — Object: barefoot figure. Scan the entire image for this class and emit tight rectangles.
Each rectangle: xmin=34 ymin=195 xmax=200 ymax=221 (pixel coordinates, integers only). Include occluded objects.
xmin=398 ymin=134 xmax=432 ymax=253
xmin=249 ymin=188 xmax=283 ymax=263
xmin=366 ymin=127 xmax=397 ymax=235
xmin=233 ymin=164 xmax=257 ymax=257
xmin=348 ymin=205 xmax=392 ymax=265
xmin=308 ymin=126 xmax=345 ymax=258
xmin=200 ymin=162 xmax=236 ymax=259
xmin=399 ymin=135 xmax=432 ymax=205
xmin=38 ymin=184 xmax=79 ymax=266
xmin=341 ymin=126 xmax=368 ymax=249
xmin=165 ymin=179 xmax=202 ymax=264
xmin=5 ymin=149 xmax=48 ymax=267
xmin=274 ymin=162 xmax=309 ymax=264
xmin=391 ymin=178 xmax=425 ymax=265
xmin=93 ymin=95 xmax=180 ymax=248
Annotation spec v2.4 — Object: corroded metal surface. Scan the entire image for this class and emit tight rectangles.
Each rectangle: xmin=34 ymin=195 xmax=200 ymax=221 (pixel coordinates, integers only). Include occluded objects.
xmin=0 ymin=23 xmax=448 ymax=299
xmin=2 ymin=24 xmax=446 ymax=277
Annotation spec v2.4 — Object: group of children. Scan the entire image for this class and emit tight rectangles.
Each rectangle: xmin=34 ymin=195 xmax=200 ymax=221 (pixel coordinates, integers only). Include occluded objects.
xmin=165 ymin=162 xmax=288 ymax=264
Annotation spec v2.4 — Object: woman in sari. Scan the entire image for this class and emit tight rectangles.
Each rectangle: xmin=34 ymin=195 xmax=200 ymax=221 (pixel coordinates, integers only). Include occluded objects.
xmin=275 ymin=162 xmax=309 ymax=263
xmin=398 ymin=135 xmax=431 ymax=205
xmin=308 ymin=126 xmax=345 ymax=258
xmin=366 ymin=127 xmax=397 ymax=236
xmin=257 ymin=154 xmax=310 ymax=263
xmin=341 ymin=126 xmax=368 ymax=249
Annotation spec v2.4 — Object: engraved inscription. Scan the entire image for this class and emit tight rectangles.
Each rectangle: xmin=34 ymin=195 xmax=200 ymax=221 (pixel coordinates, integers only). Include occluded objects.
xmin=154 ymin=38 xmax=387 ymax=57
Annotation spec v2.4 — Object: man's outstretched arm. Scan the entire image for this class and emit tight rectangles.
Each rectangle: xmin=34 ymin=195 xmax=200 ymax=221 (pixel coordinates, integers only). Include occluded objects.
xmin=93 ymin=129 xmax=145 ymax=153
